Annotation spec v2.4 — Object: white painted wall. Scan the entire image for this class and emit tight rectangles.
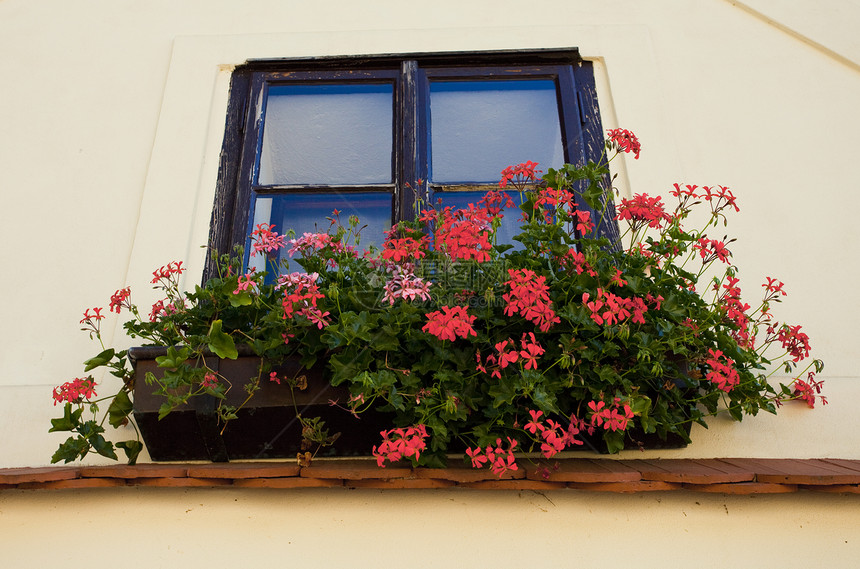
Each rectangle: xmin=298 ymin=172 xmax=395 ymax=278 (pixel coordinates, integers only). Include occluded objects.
xmin=1 ymin=1 xmax=860 ymax=564
xmin=1 ymin=0 xmax=858 ymax=463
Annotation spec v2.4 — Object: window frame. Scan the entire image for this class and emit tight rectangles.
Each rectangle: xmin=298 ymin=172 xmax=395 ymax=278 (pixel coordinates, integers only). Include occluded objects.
xmin=206 ymin=49 xmax=615 ymax=278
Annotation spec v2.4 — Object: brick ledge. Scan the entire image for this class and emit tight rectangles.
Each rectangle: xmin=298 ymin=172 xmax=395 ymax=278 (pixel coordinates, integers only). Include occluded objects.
xmin=3 ymin=458 xmax=860 ymax=494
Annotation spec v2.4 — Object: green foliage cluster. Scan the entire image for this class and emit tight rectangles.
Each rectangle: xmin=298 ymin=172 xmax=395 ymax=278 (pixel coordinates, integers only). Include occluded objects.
xmin=50 ymin=134 xmax=823 ymax=466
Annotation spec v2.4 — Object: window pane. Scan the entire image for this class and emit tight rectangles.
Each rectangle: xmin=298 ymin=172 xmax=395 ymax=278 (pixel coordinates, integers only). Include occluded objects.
xmin=429 ymin=80 xmax=564 ymax=184
xmin=258 ymin=84 xmax=394 ymax=186
xmin=248 ymin=192 xmax=392 ymax=274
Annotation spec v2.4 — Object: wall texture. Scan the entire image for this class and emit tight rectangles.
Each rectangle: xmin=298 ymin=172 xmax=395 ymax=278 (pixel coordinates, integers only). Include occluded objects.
xmin=1 ymin=1 xmax=859 ymax=565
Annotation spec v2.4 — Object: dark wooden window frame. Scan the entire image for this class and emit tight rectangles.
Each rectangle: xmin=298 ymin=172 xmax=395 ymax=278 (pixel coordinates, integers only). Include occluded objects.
xmin=206 ymin=49 xmax=614 ymax=278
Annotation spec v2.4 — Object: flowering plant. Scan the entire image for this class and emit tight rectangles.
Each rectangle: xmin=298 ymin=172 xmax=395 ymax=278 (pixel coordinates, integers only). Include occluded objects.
xmin=50 ymin=129 xmax=825 ymax=474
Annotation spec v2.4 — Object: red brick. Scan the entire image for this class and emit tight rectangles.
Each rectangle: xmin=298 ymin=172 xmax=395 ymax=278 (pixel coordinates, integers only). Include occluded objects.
xmin=526 ymin=459 xmax=640 ymax=483
xmin=683 ymin=482 xmax=797 ymax=494
xmin=233 ymin=477 xmax=343 ymax=489
xmin=567 ymin=480 xmax=681 ymax=493
xmin=800 ymin=484 xmax=860 ymax=494
xmin=300 ymin=459 xmax=411 ymax=480
xmin=629 ymin=459 xmax=754 ymax=484
xmin=187 ymin=462 xmax=300 ymax=479
xmin=129 ymin=477 xmax=232 ymax=488
xmin=80 ymin=464 xmax=188 ymax=479
xmin=17 ymin=478 xmax=127 ymax=490
xmin=723 ymin=458 xmax=860 ymax=485
xmin=459 ymin=479 xmax=567 ymax=491
xmin=0 ymin=467 xmax=79 ymax=485
xmin=347 ymin=478 xmax=456 ymax=489
xmin=414 ymin=462 xmax=524 ymax=483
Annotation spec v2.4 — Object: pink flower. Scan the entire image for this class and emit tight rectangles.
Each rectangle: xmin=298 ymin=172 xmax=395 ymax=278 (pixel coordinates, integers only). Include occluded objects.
xmin=383 ymin=267 xmax=433 ymax=305
xmin=234 ymin=270 xmax=257 ymax=294
xmin=250 ymin=223 xmax=287 ymax=256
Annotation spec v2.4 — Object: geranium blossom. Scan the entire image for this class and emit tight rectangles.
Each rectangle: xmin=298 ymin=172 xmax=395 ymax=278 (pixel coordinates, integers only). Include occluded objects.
xmin=250 ymin=223 xmax=287 ymax=256
xmin=478 ymin=190 xmax=515 ymax=216
xmin=280 ymin=272 xmax=330 ymax=328
xmin=524 ymin=410 xmax=584 ymax=458
xmin=606 ymin=128 xmax=641 ymax=159
xmin=234 ymin=269 xmax=257 ymax=295
xmin=499 ymin=160 xmax=539 ymax=189
xmin=465 ymin=437 xmax=519 ymax=476
xmin=422 ymin=305 xmax=477 ymax=341
xmin=694 ymin=237 xmax=731 ymax=264
xmin=518 ymin=332 xmax=545 ymax=370
xmin=382 ymin=267 xmax=432 ymax=305
xmin=52 ymin=377 xmax=97 ymax=405
xmin=151 ymin=261 xmax=185 ymax=284
xmin=433 ymin=205 xmax=494 ymax=262
xmin=705 ymin=348 xmax=740 ymax=392
xmin=372 ymin=425 xmax=428 ymax=467
xmin=503 ymin=268 xmax=560 ymax=332
xmin=588 ymin=398 xmax=634 ymax=432
xmin=616 ymin=193 xmax=671 ymax=229
xmin=719 ymin=276 xmax=753 ymax=349
xmin=776 ymin=324 xmax=811 ymax=363
xmin=79 ymin=307 xmax=104 ymax=324
xmin=582 ymin=289 xmax=648 ymax=326
xmin=793 ymin=372 xmax=826 ymax=408
xmin=202 ymin=373 xmax=219 ymax=389
xmin=109 ymin=287 xmax=131 ymax=314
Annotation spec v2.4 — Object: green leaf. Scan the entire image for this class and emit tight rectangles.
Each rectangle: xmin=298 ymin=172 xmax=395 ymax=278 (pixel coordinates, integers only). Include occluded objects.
xmin=207 ymin=319 xmax=238 ymax=359
xmin=89 ymin=434 xmax=118 ymax=460
xmin=116 ymin=440 xmax=143 ymax=465
xmin=229 ymin=291 xmax=253 ymax=307
xmin=51 ymin=436 xmax=90 ymax=464
xmin=83 ymin=348 xmax=116 ymax=371
xmin=156 ymin=345 xmax=191 ymax=369
xmin=158 ymin=402 xmax=176 ymax=420
xmin=107 ymin=389 xmax=133 ymax=428
xmin=49 ymin=403 xmax=83 ymax=432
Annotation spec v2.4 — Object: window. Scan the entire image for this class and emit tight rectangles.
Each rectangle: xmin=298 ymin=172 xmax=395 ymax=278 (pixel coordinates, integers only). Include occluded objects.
xmin=207 ymin=50 xmax=610 ymax=276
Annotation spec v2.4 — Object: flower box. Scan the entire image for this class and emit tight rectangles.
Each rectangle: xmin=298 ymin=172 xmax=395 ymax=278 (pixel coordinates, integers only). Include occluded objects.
xmin=129 ymin=347 xmax=393 ymax=462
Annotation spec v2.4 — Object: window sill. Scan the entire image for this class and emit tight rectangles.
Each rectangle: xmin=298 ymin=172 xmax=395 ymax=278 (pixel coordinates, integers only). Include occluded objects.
xmin=3 ymin=458 xmax=860 ymax=494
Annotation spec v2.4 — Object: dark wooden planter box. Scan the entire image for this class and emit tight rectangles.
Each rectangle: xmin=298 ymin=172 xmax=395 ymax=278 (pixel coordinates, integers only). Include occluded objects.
xmin=129 ymin=347 xmax=393 ymax=462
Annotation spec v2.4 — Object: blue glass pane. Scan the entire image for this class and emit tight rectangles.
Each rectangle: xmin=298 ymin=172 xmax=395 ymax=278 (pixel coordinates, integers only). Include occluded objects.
xmin=429 ymin=80 xmax=564 ymax=184
xmin=259 ymin=83 xmax=393 ymax=185
xmin=432 ymin=190 xmax=523 ymax=249
xmin=248 ymin=192 xmax=392 ymax=274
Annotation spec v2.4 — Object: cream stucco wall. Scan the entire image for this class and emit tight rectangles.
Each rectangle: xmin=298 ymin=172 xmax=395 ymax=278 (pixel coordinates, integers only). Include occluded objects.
xmin=1 ymin=1 xmax=860 ymax=565
xmin=2 ymin=0 xmax=857 ymax=465
xmin=1 ymin=487 xmax=859 ymax=568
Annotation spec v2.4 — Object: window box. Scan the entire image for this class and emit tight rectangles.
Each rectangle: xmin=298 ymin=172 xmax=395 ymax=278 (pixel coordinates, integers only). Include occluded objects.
xmin=130 ymin=347 xmax=393 ymax=462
